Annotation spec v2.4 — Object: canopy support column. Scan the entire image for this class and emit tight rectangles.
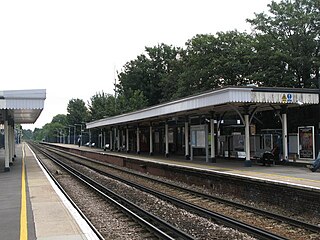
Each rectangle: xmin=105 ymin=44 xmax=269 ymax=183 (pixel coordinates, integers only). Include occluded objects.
xmin=117 ymin=127 xmax=120 ymax=151
xmin=165 ymin=123 xmax=169 ymax=158
xmin=136 ymin=126 xmax=140 ymax=154
xmin=244 ymin=114 xmax=252 ymax=167
xmin=109 ymin=129 xmax=113 ymax=151
xmin=126 ymin=127 xmax=130 ymax=153
xmin=210 ymin=117 xmax=216 ymax=163
xmin=149 ymin=125 xmax=153 ymax=155
xmin=185 ymin=120 xmax=190 ymax=160
xmin=281 ymin=105 xmax=289 ymax=162
xmin=4 ymin=120 xmax=10 ymax=171
xmin=9 ymin=124 xmax=14 ymax=164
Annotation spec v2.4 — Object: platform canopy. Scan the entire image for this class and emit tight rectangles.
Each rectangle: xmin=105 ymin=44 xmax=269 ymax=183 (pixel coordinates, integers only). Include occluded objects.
xmin=86 ymin=86 xmax=319 ymax=129
xmin=0 ymin=89 xmax=46 ymax=124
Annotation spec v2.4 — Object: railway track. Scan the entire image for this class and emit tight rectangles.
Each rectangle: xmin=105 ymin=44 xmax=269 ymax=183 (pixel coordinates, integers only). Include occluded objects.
xmin=38 ymin=142 xmax=320 ymax=240
xmin=30 ymin=143 xmax=194 ymax=240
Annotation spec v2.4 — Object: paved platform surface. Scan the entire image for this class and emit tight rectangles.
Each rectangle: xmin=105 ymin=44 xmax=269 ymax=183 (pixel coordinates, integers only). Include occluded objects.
xmin=53 ymin=143 xmax=320 ymax=190
xmin=0 ymin=143 xmax=98 ymax=240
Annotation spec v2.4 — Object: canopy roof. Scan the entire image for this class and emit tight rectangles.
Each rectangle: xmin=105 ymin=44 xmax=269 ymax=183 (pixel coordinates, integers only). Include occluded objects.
xmin=0 ymin=89 xmax=46 ymax=124
xmin=86 ymin=86 xmax=319 ymax=129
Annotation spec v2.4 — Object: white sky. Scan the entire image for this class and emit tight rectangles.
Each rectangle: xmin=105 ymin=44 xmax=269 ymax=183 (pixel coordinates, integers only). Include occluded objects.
xmin=0 ymin=0 xmax=272 ymax=130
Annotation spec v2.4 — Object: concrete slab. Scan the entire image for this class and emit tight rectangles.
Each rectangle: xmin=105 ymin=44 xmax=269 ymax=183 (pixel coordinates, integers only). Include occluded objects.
xmin=0 ymin=145 xmax=36 ymax=240
xmin=24 ymin=144 xmax=88 ymax=240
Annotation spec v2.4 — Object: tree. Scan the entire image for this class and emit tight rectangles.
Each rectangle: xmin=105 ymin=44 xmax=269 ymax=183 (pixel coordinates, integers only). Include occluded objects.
xmin=52 ymin=114 xmax=68 ymax=126
xmin=174 ymin=31 xmax=257 ymax=98
xmin=247 ymin=0 xmax=320 ymax=87
xmin=22 ymin=129 xmax=33 ymax=140
xmin=118 ymin=43 xmax=182 ymax=106
xmin=116 ymin=89 xmax=148 ymax=113
xmin=88 ymin=91 xmax=117 ymax=121
xmin=66 ymin=98 xmax=89 ymax=125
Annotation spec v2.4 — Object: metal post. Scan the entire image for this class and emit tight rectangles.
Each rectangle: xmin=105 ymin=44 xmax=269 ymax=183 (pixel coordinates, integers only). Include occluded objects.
xmin=205 ymin=124 xmax=209 ymax=163
xmin=80 ymin=124 xmax=83 ymax=146
xmin=185 ymin=121 xmax=189 ymax=159
xmin=117 ymin=127 xmax=120 ymax=151
xmin=110 ymin=129 xmax=113 ymax=151
xmin=282 ymin=106 xmax=288 ymax=162
xmin=217 ymin=118 xmax=221 ymax=157
xmin=210 ymin=118 xmax=216 ymax=162
xmin=149 ymin=125 xmax=153 ymax=155
xmin=9 ymin=124 xmax=13 ymax=165
xmin=73 ymin=126 xmax=76 ymax=144
xmin=136 ymin=126 xmax=140 ymax=154
xmin=100 ymin=129 xmax=103 ymax=149
xmin=165 ymin=123 xmax=169 ymax=158
xmin=126 ymin=127 xmax=129 ymax=152
xmin=4 ymin=120 xmax=10 ymax=171
xmin=244 ymin=114 xmax=252 ymax=167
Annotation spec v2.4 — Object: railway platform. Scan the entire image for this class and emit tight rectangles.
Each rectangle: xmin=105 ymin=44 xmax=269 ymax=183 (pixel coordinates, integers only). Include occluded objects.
xmin=0 ymin=143 xmax=99 ymax=240
xmin=51 ymin=143 xmax=320 ymax=190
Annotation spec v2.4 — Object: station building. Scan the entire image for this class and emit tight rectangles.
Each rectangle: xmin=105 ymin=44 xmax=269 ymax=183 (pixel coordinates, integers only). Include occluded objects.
xmin=0 ymin=89 xmax=46 ymax=171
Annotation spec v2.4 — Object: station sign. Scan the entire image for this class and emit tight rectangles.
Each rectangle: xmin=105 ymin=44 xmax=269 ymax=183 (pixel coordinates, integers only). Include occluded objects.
xmin=252 ymin=92 xmax=294 ymax=103
xmin=251 ymin=91 xmax=318 ymax=104
xmin=281 ymin=93 xmax=293 ymax=103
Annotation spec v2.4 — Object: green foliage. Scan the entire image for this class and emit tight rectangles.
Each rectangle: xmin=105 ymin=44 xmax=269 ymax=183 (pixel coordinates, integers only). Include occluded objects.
xmin=116 ymin=89 xmax=148 ymax=114
xmin=88 ymin=91 xmax=117 ymax=121
xmin=118 ymin=43 xmax=182 ymax=106
xmin=66 ymin=98 xmax=89 ymax=125
xmin=52 ymin=114 xmax=68 ymax=125
xmin=22 ymin=129 xmax=33 ymax=140
xmin=247 ymin=0 xmax=320 ymax=87
xmin=174 ymin=31 xmax=257 ymax=98
xmin=32 ymin=122 xmax=65 ymax=142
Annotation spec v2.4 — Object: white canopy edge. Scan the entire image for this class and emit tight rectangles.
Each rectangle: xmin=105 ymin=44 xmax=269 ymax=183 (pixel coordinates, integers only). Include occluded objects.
xmin=0 ymin=89 xmax=46 ymax=124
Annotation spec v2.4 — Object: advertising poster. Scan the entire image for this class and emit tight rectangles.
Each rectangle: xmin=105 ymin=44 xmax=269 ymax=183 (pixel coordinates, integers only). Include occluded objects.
xmin=298 ymin=126 xmax=315 ymax=159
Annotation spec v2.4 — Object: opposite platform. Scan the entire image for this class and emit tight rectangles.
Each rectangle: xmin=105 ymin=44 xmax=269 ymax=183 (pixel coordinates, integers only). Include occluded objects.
xmin=50 ymin=143 xmax=320 ymax=190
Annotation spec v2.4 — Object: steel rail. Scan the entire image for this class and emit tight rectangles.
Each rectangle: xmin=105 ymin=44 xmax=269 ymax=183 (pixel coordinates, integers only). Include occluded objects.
xmin=37 ymin=143 xmax=287 ymax=240
xmin=30 ymin=143 xmax=195 ymax=240
xmin=42 ymin=142 xmax=320 ymax=234
xmin=28 ymin=144 xmax=105 ymax=240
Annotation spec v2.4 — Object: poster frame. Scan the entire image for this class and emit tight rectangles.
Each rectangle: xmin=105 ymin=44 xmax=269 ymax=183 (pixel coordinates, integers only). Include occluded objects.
xmin=298 ymin=126 xmax=315 ymax=160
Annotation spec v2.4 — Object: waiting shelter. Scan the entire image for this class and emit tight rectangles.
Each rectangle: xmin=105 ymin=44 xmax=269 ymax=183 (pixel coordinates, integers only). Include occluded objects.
xmin=0 ymin=89 xmax=46 ymax=171
xmin=86 ymin=87 xmax=319 ymax=166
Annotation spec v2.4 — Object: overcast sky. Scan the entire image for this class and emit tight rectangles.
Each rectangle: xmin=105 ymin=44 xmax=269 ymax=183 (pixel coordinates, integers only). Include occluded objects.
xmin=0 ymin=0 xmax=273 ymax=129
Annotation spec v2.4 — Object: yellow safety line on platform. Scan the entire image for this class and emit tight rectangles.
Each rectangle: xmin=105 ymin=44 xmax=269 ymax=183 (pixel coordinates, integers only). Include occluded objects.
xmin=20 ymin=143 xmax=28 ymax=240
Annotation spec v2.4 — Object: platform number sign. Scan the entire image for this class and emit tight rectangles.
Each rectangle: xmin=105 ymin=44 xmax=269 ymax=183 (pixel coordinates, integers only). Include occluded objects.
xmin=281 ymin=93 xmax=293 ymax=103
